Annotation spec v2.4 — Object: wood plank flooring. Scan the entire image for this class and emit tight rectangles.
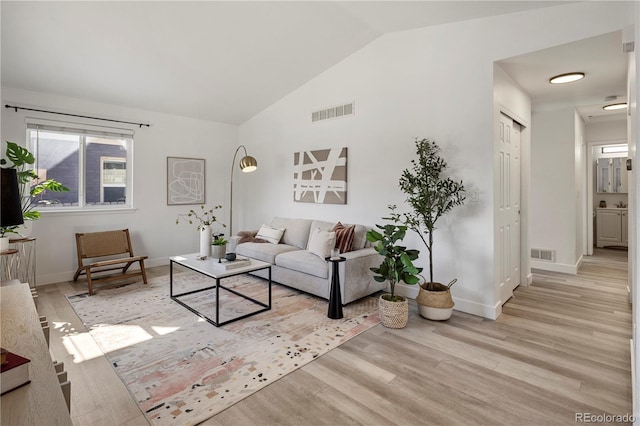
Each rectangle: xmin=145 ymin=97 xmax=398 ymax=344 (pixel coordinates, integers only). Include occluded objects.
xmin=36 ymin=248 xmax=631 ymax=425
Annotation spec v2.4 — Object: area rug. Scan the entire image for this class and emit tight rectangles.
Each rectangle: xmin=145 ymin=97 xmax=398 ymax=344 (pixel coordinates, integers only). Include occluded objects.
xmin=66 ymin=272 xmax=380 ymax=425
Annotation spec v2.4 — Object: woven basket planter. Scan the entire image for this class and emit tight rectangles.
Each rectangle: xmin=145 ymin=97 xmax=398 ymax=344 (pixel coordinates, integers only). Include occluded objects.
xmin=378 ymin=294 xmax=409 ymax=329
xmin=416 ymin=282 xmax=454 ymax=321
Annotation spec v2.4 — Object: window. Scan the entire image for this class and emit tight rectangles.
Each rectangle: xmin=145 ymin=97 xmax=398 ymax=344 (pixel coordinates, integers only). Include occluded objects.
xmin=101 ymin=157 xmax=126 ymax=203
xmin=27 ymin=121 xmax=134 ymax=211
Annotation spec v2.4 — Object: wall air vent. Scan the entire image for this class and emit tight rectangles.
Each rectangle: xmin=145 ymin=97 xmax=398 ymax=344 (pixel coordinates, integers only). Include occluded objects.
xmin=531 ymin=248 xmax=556 ymax=262
xmin=312 ymin=102 xmax=354 ymax=123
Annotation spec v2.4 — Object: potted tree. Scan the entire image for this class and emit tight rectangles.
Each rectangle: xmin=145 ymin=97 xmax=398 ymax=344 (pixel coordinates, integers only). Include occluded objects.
xmin=366 ymin=206 xmax=422 ymax=328
xmin=395 ymin=138 xmax=465 ymax=321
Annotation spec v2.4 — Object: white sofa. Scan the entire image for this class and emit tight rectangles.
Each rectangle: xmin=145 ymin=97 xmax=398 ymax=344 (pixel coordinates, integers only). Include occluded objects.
xmin=228 ymin=217 xmax=386 ymax=304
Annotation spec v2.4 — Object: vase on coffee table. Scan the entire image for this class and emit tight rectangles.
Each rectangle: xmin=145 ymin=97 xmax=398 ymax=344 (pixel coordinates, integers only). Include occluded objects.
xmin=200 ymin=225 xmax=211 ymax=257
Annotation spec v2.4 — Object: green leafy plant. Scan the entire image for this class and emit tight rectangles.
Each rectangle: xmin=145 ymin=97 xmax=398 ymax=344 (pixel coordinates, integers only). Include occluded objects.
xmin=1 ymin=141 xmax=69 ymax=235
xmin=392 ymin=138 xmax=465 ymax=287
xmin=212 ymin=236 xmax=228 ymax=246
xmin=366 ymin=206 xmax=423 ymax=302
xmin=176 ymin=205 xmax=226 ymax=231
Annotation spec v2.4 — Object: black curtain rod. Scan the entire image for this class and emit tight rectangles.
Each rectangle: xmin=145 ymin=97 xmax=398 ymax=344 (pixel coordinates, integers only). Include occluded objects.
xmin=4 ymin=104 xmax=151 ymax=128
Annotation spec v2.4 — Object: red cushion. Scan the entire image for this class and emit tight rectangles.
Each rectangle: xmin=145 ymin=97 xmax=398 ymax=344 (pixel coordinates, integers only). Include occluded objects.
xmin=332 ymin=222 xmax=355 ymax=253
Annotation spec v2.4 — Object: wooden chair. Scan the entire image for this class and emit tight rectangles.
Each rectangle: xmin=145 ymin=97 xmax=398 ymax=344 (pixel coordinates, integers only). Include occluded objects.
xmin=73 ymin=229 xmax=148 ymax=295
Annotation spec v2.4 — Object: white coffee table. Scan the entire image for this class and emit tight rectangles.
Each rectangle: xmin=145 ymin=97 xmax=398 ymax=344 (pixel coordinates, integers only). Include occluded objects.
xmin=169 ymin=253 xmax=271 ymax=326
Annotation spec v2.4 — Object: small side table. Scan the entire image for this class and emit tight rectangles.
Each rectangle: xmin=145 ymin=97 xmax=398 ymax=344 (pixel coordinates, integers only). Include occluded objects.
xmin=0 ymin=249 xmax=19 ymax=282
xmin=9 ymin=238 xmax=37 ymax=289
xmin=326 ymin=256 xmax=345 ymax=319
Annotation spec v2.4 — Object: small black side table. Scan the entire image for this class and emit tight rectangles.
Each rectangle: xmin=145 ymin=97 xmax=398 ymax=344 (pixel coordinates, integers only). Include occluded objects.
xmin=326 ymin=256 xmax=346 ymax=319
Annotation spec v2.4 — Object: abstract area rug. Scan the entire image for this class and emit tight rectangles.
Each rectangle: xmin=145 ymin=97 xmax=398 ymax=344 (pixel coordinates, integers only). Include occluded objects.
xmin=66 ymin=273 xmax=380 ymax=425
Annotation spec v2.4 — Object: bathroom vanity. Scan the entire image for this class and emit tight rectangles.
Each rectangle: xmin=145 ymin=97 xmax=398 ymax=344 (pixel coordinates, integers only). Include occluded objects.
xmin=596 ymin=208 xmax=628 ymax=248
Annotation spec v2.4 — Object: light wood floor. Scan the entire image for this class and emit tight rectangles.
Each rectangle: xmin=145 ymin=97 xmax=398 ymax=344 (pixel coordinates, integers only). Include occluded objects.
xmin=37 ymin=248 xmax=631 ymax=425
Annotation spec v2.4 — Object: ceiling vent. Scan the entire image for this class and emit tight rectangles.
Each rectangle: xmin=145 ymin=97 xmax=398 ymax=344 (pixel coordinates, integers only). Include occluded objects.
xmin=531 ymin=248 xmax=555 ymax=262
xmin=312 ymin=102 xmax=354 ymax=123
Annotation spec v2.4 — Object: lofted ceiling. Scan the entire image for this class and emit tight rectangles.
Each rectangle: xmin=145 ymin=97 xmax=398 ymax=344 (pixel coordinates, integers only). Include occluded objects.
xmin=2 ymin=1 xmax=624 ymax=125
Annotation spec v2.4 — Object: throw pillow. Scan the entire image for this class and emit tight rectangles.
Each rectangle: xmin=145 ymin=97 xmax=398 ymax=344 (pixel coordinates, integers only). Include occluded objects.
xmin=256 ymin=224 xmax=285 ymax=244
xmin=307 ymin=227 xmax=336 ymax=259
xmin=333 ymin=222 xmax=355 ymax=253
xmin=236 ymin=230 xmax=267 ymax=244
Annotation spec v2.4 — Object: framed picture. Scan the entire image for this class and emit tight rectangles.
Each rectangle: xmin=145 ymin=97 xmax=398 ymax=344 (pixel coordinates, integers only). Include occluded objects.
xmin=167 ymin=157 xmax=205 ymax=205
xmin=293 ymin=147 xmax=347 ymax=204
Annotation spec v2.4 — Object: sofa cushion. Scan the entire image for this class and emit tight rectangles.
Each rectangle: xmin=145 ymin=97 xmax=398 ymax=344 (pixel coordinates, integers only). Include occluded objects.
xmin=275 ymin=249 xmax=329 ymax=279
xmin=256 ymin=224 xmax=285 ymax=244
xmin=309 ymin=220 xmax=336 ymax=233
xmin=309 ymin=220 xmax=367 ymax=250
xmin=236 ymin=242 xmax=298 ymax=264
xmin=333 ymin=222 xmax=355 ymax=253
xmin=271 ymin=217 xmax=312 ymax=249
xmin=307 ymin=227 xmax=336 ymax=259
xmin=236 ymin=230 xmax=267 ymax=244
xmin=349 ymin=224 xmax=369 ymax=250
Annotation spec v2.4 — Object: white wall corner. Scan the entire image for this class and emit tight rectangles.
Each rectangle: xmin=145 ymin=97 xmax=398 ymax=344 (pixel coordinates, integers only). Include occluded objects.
xmin=454 ymin=297 xmax=502 ymax=320
xmin=394 ymin=282 xmax=419 ymax=300
xmin=527 ymin=273 xmax=534 ymax=286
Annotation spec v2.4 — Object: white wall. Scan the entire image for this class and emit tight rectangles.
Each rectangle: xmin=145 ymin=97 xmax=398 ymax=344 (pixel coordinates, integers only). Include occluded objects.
xmin=529 ymin=109 xmax=586 ymax=272
xmin=531 ymin=107 xmax=580 ymax=271
xmin=575 ymin=111 xmax=586 ymax=262
xmin=587 ymin=119 xmax=628 ymax=141
xmin=1 ymin=87 xmax=238 ymax=285
xmin=238 ymin=2 xmax=632 ymax=318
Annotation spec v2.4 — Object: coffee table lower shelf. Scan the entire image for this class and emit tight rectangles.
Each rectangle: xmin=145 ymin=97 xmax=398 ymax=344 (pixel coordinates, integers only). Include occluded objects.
xmin=170 ymin=255 xmax=272 ymax=327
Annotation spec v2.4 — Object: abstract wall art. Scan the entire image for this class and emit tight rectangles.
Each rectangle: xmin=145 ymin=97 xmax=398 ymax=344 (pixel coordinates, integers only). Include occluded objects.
xmin=293 ymin=147 xmax=347 ymax=204
xmin=167 ymin=157 xmax=205 ymax=205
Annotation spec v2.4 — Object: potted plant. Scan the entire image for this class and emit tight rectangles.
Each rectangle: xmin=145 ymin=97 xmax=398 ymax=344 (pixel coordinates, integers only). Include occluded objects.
xmin=211 ymin=235 xmax=228 ymax=261
xmin=176 ymin=205 xmax=226 ymax=257
xmin=394 ymin=138 xmax=465 ymax=321
xmin=1 ymin=141 xmax=69 ymax=238
xmin=366 ymin=207 xmax=422 ymax=329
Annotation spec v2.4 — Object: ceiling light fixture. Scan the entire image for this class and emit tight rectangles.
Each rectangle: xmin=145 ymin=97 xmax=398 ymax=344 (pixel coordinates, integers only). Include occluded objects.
xmin=603 ymin=103 xmax=627 ymax=111
xmin=549 ymin=72 xmax=585 ymax=84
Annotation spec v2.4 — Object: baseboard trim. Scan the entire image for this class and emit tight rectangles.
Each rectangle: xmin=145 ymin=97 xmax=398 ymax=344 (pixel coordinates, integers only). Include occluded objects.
xmin=395 ymin=282 xmax=499 ymax=320
xmin=530 ymin=258 xmax=580 ymax=274
xmin=36 ymin=257 xmax=169 ymax=286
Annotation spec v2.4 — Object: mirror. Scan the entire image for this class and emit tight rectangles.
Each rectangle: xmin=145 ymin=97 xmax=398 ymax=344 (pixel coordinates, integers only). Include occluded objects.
xmin=597 ymin=157 xmax=628 ymax=193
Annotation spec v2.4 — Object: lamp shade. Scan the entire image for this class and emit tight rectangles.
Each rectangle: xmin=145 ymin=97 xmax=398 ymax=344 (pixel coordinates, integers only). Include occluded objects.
xmin=1 ymin=168 xmax=24 ymax=228
xmin=239 ymin=155 xmax=257 ymax=173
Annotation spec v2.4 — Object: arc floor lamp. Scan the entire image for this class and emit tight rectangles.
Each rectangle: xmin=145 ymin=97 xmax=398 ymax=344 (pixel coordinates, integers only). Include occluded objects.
xmin=229 ymin=145 xmax=257 ymax=237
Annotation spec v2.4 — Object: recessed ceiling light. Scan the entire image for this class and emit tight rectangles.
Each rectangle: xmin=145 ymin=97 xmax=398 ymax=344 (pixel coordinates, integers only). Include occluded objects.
xmin=603 ymin=103 xmax=627 ymax=111
xmin=549 ymin=72 xmax=585 ymax=84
